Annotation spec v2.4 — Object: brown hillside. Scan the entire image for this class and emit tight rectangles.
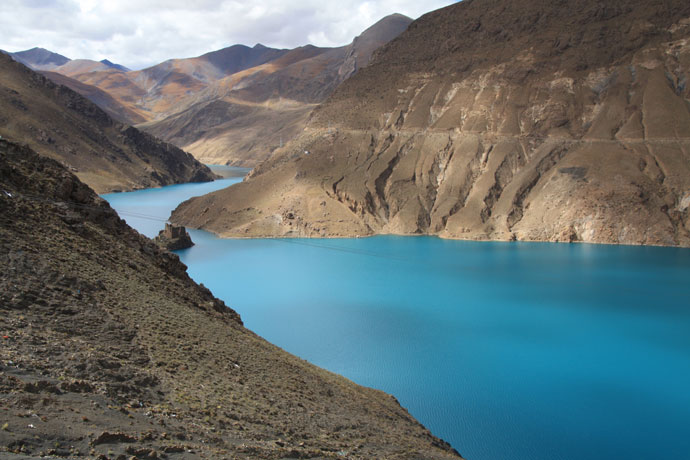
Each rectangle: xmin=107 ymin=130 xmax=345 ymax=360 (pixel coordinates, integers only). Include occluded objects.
xmin=141 ymin=14 xmax=413 ymax=166
xmin=67 ymin=68 xmax=151 ymax=120
xmin=170 ymin=0 xmax=690 ymax=247
xmin=0 ymin=138 xmax=462 ymax=459
xmin=40 ymin=71 xmax=146 ymax=124
xmin=52 ymin=59 xmax=112 ymax=77
xmin=0 ymin=54 xmax=215 ymax=193
xmin=55 ymin=44 xmax=291 ymax=123
xmin=140 ymin=98 xmax=317 ymax=167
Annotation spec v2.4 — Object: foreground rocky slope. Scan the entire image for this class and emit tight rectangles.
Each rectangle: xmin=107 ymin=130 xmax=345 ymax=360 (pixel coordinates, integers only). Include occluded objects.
xmin=0 ymin=53 xmax=215 ymax=193
xmin=172 ymin=0 xmax=690 ymax=247
xmin=0 ymin=139 xmax=460 ymax=459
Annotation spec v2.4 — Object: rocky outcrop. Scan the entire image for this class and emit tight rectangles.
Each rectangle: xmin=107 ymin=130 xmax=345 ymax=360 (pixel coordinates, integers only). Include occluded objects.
xmin=0 ymin=52 xmax=217 ymax=193
xmin=153 ymin=223 xmax=194 ymax=250
xmin=171 ymin=0 xmax=690 ymax=247
xmin=0 ymin=138 xmax=461 ymax=458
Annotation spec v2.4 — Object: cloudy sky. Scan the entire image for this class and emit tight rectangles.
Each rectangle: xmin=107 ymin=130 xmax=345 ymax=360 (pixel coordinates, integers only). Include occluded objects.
xmin=0 ymin=1 xmax=457 ymax=70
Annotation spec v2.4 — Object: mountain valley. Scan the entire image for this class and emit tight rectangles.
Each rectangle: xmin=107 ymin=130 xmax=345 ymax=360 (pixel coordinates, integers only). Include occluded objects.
xmin=13 ymin=14 xmax=412 ymax=167
xmin=0 ymin=53 xmax=215 ymax=193
xmin=3 ymin=2 xmax=690 ymax=458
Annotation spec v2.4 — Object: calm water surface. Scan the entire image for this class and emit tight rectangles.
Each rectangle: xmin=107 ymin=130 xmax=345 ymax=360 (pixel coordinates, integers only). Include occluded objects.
xmin=103 ymin=173 xmax=690 ymax=460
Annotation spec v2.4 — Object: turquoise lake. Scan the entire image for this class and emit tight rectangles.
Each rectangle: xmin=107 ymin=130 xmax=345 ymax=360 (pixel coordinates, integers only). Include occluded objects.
xmin=103 ymin=170 xmax=690 ymax=460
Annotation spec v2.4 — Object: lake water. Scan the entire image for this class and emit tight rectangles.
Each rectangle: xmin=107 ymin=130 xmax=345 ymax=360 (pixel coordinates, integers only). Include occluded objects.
xmin=103 ymin=171 xmax=690 ymax=460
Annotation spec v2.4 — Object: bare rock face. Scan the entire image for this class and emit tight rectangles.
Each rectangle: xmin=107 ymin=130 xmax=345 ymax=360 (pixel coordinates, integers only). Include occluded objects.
xmin=171 ymin=0 xmax=690 ymax=247
xmin=153 ymin=223 xmax=194 ymax=250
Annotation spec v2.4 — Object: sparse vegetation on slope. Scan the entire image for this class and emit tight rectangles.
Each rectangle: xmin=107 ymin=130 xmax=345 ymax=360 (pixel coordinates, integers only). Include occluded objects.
xmin=0 ymin=138 xmax=461 ymax=459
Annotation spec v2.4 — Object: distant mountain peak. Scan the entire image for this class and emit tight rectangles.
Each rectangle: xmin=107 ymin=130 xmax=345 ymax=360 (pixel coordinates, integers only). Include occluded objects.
xmin=99 ymin=59 xmax=130 ymax=72
xmin=24 ymin=46 xmax=57 ymax=55
xmin=359 ymin=12 xmax=413 ymax=36
xmin=198 ymin=43 xmax=288 ymax=76
xmin=339 ymin=12 xmax=413 ymax=79
xmin=9 ymin=47 xmax=70 ymax=70
xmin=382 ymin=12 xmax=413 ymax=20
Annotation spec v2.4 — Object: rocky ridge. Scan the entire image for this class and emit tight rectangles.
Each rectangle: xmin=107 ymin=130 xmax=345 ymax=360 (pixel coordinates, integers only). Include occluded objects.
xmin=171 ymin=0 xmax=690 ymax=247
xmin=0 ymin=53 xmax=216 ymax=193
xmin=0 ymin=138 xmax=461 ymax=459
xmin=37 ymin=44 xmax=292 ymax=127
xmin=6 ymin=47 xmax=70 ymax=71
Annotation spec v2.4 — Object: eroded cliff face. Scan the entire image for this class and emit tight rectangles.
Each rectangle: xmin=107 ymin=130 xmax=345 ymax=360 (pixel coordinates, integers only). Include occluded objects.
xmin=172 ymin=0 xmax=690 ymax=247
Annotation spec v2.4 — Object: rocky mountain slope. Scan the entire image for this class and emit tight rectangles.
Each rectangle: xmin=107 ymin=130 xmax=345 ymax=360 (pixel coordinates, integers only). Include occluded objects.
xmin=39 ymin=70 xmax=146 ymax=124
xmin=171 ymin=0 xmax=690 ymax=247
xmin=40 ymin=44 xmax=292 ymax=126
xmin=0 ymin=53 xmax=215 ymax=193
xmin=51 ymin=59 xmax=129 ymax=77
xmin=139 ymin=14 xmax=413 ymax=166
xmin=0 ymin=138 xmax=461 ymax=459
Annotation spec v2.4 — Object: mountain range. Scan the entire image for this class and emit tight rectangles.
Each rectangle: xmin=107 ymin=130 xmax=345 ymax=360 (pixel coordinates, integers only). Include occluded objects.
xmin=170 ymin=0 xmax=690 ymax=247
xmin=140 ymin=14 xmax=413 ymax=166
xmin=8 ymin=14 xmax=412 ymax=167
xmin=8 ymin=48 xmax=130 ymax=73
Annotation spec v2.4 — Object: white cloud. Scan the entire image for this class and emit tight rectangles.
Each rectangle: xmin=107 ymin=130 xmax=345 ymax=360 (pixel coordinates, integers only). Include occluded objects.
xmin=0 ymin=0 xmax=456 ymax=69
